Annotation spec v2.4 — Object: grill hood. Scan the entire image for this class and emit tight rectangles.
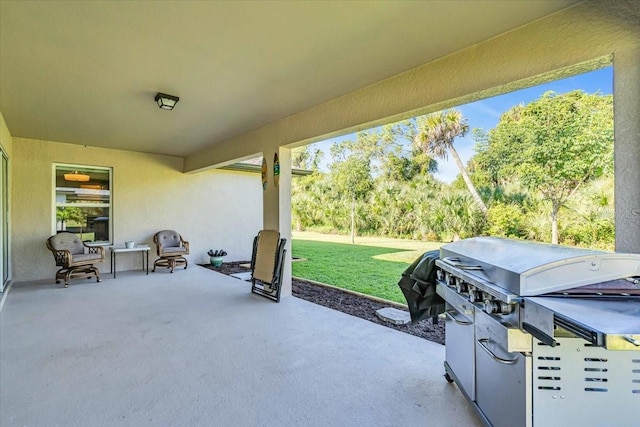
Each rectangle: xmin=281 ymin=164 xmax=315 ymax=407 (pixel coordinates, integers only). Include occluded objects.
xmin=439 ymin=237 xmax=640 ymax=296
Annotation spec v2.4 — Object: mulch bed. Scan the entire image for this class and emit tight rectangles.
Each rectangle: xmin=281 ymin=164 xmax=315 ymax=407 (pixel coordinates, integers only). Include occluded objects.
xmin=199 ymin=261 xmax=445 ymax=345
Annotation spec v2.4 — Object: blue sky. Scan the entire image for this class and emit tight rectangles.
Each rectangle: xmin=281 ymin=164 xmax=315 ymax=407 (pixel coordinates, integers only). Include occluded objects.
xmin=311 ymin=66 xmax=613 ymax=182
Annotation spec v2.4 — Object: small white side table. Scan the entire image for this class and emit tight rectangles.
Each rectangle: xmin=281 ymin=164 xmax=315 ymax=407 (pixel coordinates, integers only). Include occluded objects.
xmin=108 ymin=245 xmax=150 ymax=278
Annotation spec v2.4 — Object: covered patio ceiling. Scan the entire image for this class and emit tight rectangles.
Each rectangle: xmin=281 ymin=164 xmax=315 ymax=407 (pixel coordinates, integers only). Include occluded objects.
xmin=0 ymin=1 xmax=579 ymax=158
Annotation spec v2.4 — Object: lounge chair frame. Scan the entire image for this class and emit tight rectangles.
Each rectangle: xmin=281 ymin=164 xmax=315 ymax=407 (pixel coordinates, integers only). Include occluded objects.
xmin=250 ymin=230 xmax=287 ymax=303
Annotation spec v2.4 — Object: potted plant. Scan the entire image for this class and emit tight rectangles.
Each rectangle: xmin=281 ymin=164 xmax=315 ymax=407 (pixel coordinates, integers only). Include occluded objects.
xmin=207 ymin=249 xmax=227 ymax=267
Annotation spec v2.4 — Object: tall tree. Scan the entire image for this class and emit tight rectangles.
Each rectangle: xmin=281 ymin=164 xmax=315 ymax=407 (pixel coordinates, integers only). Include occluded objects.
xmin=476 ymin=90 xmax=613 ymax=244
xmin=330 ymin=156 xmax=373 ymax=243
xmin=292 ymin=145 xmax=324 ymax=171
xmin=415 ymin=109 xmax=488 ymax=213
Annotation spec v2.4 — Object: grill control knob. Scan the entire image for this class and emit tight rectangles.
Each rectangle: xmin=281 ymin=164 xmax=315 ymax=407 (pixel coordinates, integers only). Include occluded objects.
xmin=446 ymin=273 xmax=455 ymax=286
xmin=455 ymin=278 xmax=467 ymax=293
xmin=436 ymin=269 xmax=444 ymax=281
xmin=484 ymin=299 xmax=513 ymax=315
xmin=468 ymin=288 xmax=479 ymax=303
xmin=484 ymin=299 xmax=499 ymax=314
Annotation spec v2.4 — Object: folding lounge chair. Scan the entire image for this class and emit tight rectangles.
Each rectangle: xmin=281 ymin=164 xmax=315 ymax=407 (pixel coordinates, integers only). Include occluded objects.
xmin=250 ymin=229 xmax=287 ymax=302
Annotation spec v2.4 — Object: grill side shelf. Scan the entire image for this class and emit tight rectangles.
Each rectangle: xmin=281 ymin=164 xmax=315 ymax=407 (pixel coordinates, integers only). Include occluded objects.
xmin=525 ymin=296 xmax=640 ymax=350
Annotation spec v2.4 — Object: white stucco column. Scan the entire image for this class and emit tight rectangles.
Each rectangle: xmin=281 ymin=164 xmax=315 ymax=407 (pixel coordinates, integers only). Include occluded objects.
xmin=262 ymin=146 xmax=292 ymax=297
xmin=614 ymin=46 xmax=640 ymax=254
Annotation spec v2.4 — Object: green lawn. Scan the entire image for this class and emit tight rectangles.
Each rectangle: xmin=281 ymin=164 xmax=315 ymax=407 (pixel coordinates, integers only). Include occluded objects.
xmin=291 ymin=239 xmax=432 ymax=304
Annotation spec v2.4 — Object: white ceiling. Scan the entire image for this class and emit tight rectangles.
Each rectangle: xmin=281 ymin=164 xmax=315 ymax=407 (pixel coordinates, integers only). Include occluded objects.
xmin=0 ymin=1 xmax=578 ymax=158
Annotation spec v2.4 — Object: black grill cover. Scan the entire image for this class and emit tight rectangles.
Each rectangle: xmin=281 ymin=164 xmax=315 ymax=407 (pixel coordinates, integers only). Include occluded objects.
xmin=398 ymin=250 xmax=445 ymax=322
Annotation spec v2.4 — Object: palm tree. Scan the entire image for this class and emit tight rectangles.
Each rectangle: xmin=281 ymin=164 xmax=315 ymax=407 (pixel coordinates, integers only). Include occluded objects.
xmin=415 ymin=109 xmax=488 ymax=214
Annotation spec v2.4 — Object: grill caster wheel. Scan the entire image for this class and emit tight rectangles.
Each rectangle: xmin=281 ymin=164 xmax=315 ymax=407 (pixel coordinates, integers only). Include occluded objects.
xmin=444 ymin=373 xmax=454 ymax=383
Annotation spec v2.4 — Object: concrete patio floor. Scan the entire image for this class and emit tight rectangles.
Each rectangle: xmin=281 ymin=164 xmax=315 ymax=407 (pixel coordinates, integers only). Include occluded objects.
xmin=1 ymin=266 xmax=481 ymax=427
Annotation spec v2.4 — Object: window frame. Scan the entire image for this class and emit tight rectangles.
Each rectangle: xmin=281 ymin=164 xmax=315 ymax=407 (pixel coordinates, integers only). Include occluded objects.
xmin=52 ymin=163 xmax=113 ymax=244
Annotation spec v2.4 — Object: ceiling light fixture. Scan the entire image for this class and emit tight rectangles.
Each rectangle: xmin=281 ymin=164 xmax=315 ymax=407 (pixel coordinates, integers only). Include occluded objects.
xmin=64 ymin=171 xmax=91 ymax=182
xmin=155 ymin=92 xmax=180 ymax=110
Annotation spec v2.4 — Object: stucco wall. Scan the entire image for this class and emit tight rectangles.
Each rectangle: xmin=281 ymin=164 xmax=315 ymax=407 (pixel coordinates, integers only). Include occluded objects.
xmin=12 ymin=138 xmax=262 ymax=282
xmin=614 ymin=45 xmax=640 ymax=253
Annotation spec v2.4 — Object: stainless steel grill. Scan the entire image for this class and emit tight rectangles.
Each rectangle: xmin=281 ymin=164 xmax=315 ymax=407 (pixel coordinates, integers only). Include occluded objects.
xmin=435 ymin=237 xmax=640 ymax=427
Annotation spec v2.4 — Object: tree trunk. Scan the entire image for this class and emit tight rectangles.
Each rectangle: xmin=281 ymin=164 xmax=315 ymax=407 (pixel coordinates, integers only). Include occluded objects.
xmin=350 ymin=198 xmax=356 ymax=244
xmin=551 ymin=203 xmax=559 ymax=244
xmin=450 ymin=146 xmax=488 ymax=214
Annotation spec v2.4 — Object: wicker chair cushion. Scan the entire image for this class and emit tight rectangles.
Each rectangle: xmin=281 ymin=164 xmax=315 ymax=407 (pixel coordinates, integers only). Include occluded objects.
xmin=157 ymin=230 xmax=182 ymax=247
xmin=73 ymin=253 xmax=103 ymax=262
xmin=163 ymin=247 xmax=187 ymax=254
xmin=48 ymin=232 xmax=86 ymax=255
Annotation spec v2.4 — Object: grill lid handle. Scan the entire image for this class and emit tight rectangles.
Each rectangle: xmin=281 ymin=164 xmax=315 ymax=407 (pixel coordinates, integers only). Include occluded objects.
xmin=441 ymin=257 xmax=483 ymax=270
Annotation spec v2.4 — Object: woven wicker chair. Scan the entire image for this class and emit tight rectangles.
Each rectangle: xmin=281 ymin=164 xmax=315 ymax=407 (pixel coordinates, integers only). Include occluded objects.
xmin=152 ymin=230 xmax=189 ymax=273
xmin=250 ymin=230 xmax=287 ymax=302
xmin=46 ymin=232 xmax=105 ymax=287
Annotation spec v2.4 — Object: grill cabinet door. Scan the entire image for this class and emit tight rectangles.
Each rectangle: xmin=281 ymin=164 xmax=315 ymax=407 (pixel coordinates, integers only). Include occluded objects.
xmin=445 ymin=301 xmax=475 ymax=400
xmin=475 ymin=310 xmax=531 ymax=427
xmin=438 ymin=282 xmax=477 ymax=400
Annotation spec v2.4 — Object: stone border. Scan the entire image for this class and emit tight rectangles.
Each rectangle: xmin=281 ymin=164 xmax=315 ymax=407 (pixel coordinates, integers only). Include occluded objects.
xmin=292 ymin=276 xmax=408 ymax=310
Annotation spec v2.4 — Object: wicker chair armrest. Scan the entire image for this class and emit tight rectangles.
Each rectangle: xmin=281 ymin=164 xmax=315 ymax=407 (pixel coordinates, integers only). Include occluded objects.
xmin=86 ymin=245 xmax=105 ymax=260
xmin=52 ymin=249 xmax=72 ymax=266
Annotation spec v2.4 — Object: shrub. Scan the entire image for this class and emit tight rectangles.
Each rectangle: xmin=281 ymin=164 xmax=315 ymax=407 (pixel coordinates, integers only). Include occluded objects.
xmin=487 ymin=203 xmax=527 ymax=238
